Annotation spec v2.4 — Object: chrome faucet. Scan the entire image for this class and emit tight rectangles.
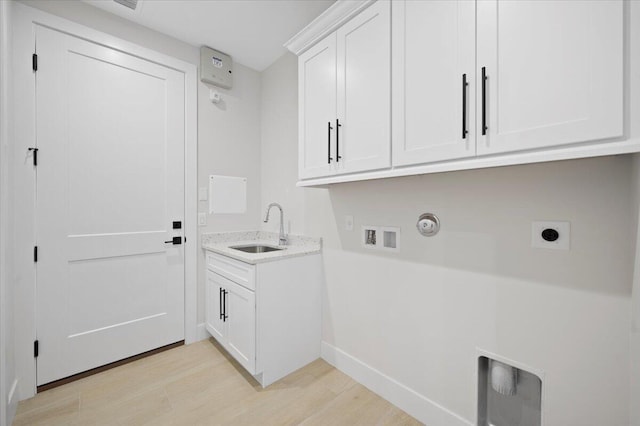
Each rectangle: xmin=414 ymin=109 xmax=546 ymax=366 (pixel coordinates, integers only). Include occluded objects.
xmin=264 ymin=202 xmax=288 ymax=246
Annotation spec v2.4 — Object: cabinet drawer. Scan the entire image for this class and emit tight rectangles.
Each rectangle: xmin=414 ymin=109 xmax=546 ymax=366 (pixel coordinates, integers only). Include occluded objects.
xmin=206 ymin=252 xmax=256 ymax=291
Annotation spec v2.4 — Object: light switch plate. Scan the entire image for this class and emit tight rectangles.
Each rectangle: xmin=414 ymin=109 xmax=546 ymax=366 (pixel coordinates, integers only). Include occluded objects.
xmin=345 ymin=215 xmax=354 ymax=231
xmin=198 ymin=212 xmax=207 ymax=226
xmin=198 ymin=187 xmax=208 ymax=201
xmin=532 ymin=221 xmax=570 ymax=250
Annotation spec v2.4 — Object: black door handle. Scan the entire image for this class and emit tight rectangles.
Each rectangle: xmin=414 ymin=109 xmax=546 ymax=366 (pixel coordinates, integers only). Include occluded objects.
xmin=164 ymin=236 xmax=182 ymax=245
xmin=462 ymin=73 xmax=468 ymax=139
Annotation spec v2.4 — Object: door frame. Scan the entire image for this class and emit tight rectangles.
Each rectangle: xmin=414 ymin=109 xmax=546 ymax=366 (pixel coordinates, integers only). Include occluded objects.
xmin=12 ymin=2 xmax=198 ymax=400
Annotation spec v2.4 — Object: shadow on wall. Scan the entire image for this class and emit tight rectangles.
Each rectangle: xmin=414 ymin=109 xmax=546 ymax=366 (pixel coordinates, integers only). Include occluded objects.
xmin=324 ymin=155 xmax=634 ymax=296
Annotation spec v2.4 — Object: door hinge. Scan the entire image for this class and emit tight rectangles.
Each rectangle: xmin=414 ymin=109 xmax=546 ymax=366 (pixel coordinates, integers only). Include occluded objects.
xmin=28 ymin=147 xmax=38 ymax=166
xmin=32 ymin=53 xmax=38 ymax=72
xmin=34 ymin=246 xmax=38 ymax=262
xmin=34 ymin=340 xmax=39 ymax=358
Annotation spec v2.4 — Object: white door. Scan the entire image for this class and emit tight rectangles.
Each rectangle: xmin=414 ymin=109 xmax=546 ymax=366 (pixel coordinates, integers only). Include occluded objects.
xmin=477 ymin=0 xmax=623 ymax=155
xmin=35 ymin=26 xmax=185 ymax=386
xmin=336 ymin=0 xmax=390 ymax=174
xmin=205 ymin=271 xmax=225 ymax=342
xmin=392 ymin=0 xmax=476 ymax=166
xmin=298 ymin=33 xmax=337 ymax=180
xmin=225 ymin=280 xmax=256 ymax=375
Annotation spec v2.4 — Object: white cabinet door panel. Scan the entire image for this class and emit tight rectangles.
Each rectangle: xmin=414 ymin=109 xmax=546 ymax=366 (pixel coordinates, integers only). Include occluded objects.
xmin=298 ymin=34 xmax=337 ymax=179
xmin=336 ymin=0 xmax=391 ymax=174
xmin=225 ymin=280 xmax=256 ymax=375
xmin=477 ymin=0 xmax=623 ymax=155
xmin=392 ymin=0 xmax=476 ymax=166
xmin=205 ymin=271 xmax=225 ymax=342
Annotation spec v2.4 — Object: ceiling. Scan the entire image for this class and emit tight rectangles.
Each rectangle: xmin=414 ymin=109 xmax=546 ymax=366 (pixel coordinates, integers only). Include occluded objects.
xmin=83 ymin=0 xmax=335 ymax=71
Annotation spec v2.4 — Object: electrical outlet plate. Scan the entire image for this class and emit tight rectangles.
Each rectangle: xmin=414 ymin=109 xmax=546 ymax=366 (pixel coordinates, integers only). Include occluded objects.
xmin=198 ymin=212 xmax=207 ymax=226
xmin=198 ymin=187 xmax=208 ymax=201
xmin=531 ymin=221 xmax=570 ymax=250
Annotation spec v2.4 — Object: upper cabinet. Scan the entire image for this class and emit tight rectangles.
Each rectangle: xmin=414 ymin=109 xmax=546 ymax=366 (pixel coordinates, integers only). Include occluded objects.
xmin=298 ymin=0 xmax=390 ymax=179
xmin=287 ymin=0 xmax=631 ymax=186
xmin=476 ymin=0 xmax=623 ymax=155
xmin=298 ymin=34 xmax=337 ymax=179
xmin=392 ymin=0 xmax=476 ymax=166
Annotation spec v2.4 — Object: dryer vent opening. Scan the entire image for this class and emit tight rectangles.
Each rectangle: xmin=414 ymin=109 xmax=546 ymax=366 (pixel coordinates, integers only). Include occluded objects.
xmin=478 ymin=356 xmax=542 ymax=426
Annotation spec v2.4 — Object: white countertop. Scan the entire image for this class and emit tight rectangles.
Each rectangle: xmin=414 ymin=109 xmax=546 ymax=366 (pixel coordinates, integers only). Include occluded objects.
xmin=201 ymin=231 xmax=322 ymax=264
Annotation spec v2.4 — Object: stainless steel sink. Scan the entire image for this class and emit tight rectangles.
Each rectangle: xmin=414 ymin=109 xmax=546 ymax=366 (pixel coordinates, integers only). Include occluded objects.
xmin=230 ymin=244 xmax=284 ymax=253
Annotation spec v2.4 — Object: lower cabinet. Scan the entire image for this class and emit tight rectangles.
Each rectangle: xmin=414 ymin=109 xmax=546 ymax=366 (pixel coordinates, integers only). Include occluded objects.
xmin=205 ymin=270 xmax=256 ymax=374
xmin=204 ymin=251 xmax=322 ymax=387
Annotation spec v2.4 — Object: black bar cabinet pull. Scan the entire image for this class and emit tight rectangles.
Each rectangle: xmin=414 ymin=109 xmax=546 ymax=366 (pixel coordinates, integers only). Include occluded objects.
xmin=481 ymin=67 xmax=487 ymax=136
xmin=327 ymin=121 xmax=333 ymax=164
xmin=462 ymin=74 xmax=468 ymax=139
xmin=336 ymin=119 xmax=342 ymax=161
xmin=222 ymin=290 xmax=228 ymax=321
xmin=219 ymin=287 xmax=224 ymax=320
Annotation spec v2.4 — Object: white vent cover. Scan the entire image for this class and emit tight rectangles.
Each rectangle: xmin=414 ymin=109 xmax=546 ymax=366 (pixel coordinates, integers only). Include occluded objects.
xmin=114 ymin=0 xmax=138 ymax=10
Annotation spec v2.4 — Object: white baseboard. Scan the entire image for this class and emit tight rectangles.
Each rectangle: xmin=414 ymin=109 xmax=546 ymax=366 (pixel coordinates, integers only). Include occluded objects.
xmin=321 ymin=341 xmax=472 ymax=426
xmin=6 ymin=378 xmax=19 ymax=426
xmin=195 ymin=322 xmax=210 ymax=342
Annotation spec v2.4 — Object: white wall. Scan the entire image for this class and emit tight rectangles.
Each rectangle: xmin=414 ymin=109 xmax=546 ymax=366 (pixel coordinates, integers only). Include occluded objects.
xmin=631 ymin=154 xmax=640 ymax=426
xmin=628 ymin=1 xmax=640 ymax=424
xmin=197 ymin=67 xmax=262 ymax=323
xmin=0 ymin=2 xmax=17 ymax=425
xmin=260 ymin=52 xmax=305 ymax=235
xmin=261 ymin=51 xmax=635 ymax=425
xmin=12 ymin=0 xmax=261 ymax=397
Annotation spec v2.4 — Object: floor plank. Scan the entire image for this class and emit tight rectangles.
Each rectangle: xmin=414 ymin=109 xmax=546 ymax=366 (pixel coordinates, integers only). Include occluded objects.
xmin=13 ymin=339 xmax=422 ymax=426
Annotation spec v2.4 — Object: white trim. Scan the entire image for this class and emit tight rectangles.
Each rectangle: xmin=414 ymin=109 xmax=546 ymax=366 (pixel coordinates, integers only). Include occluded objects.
xmin=12 ymin=2 xmax=198 ymax=399
xmin=283 ymin=0 xmax=375 ymax=55
xmin=7 ymin=379 xmax=18 ymax=422
xmin=299 ymin=138 xmax=640 ymax=186
xmin=184 ymin=45 xmax=198 ymax=345
xmin=196 ymin=322 xmax=210 ymax=342
xmin=321 ymin=341 xmax=472 ymax=426
xmin=0 ymin=1 xmax=15 ymax=425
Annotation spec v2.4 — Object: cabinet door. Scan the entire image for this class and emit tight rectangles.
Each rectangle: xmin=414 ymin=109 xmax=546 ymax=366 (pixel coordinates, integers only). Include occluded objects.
xmin=392 ymin=0 xmax=476 ymax=166
xmin=336 ymin=0 xmax=391 ymax=174
xmin=477 ymin=0 xmax=623 ymax=155
xmin=205 ymin=271 xmax=225 ymax=343
xmin=298 ymin=33 xmax=337 ymax=179
xmin=225 ymin=280 xmax=256 ymax=375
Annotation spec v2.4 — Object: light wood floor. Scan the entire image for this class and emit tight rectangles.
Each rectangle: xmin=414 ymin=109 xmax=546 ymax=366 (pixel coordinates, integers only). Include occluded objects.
xmin=13 ymin=339 xmax=422 ymax=425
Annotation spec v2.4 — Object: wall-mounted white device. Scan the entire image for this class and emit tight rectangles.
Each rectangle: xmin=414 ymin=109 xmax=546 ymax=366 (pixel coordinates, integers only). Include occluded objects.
xmin=200 ymin=46 xmax=232 ymax=89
